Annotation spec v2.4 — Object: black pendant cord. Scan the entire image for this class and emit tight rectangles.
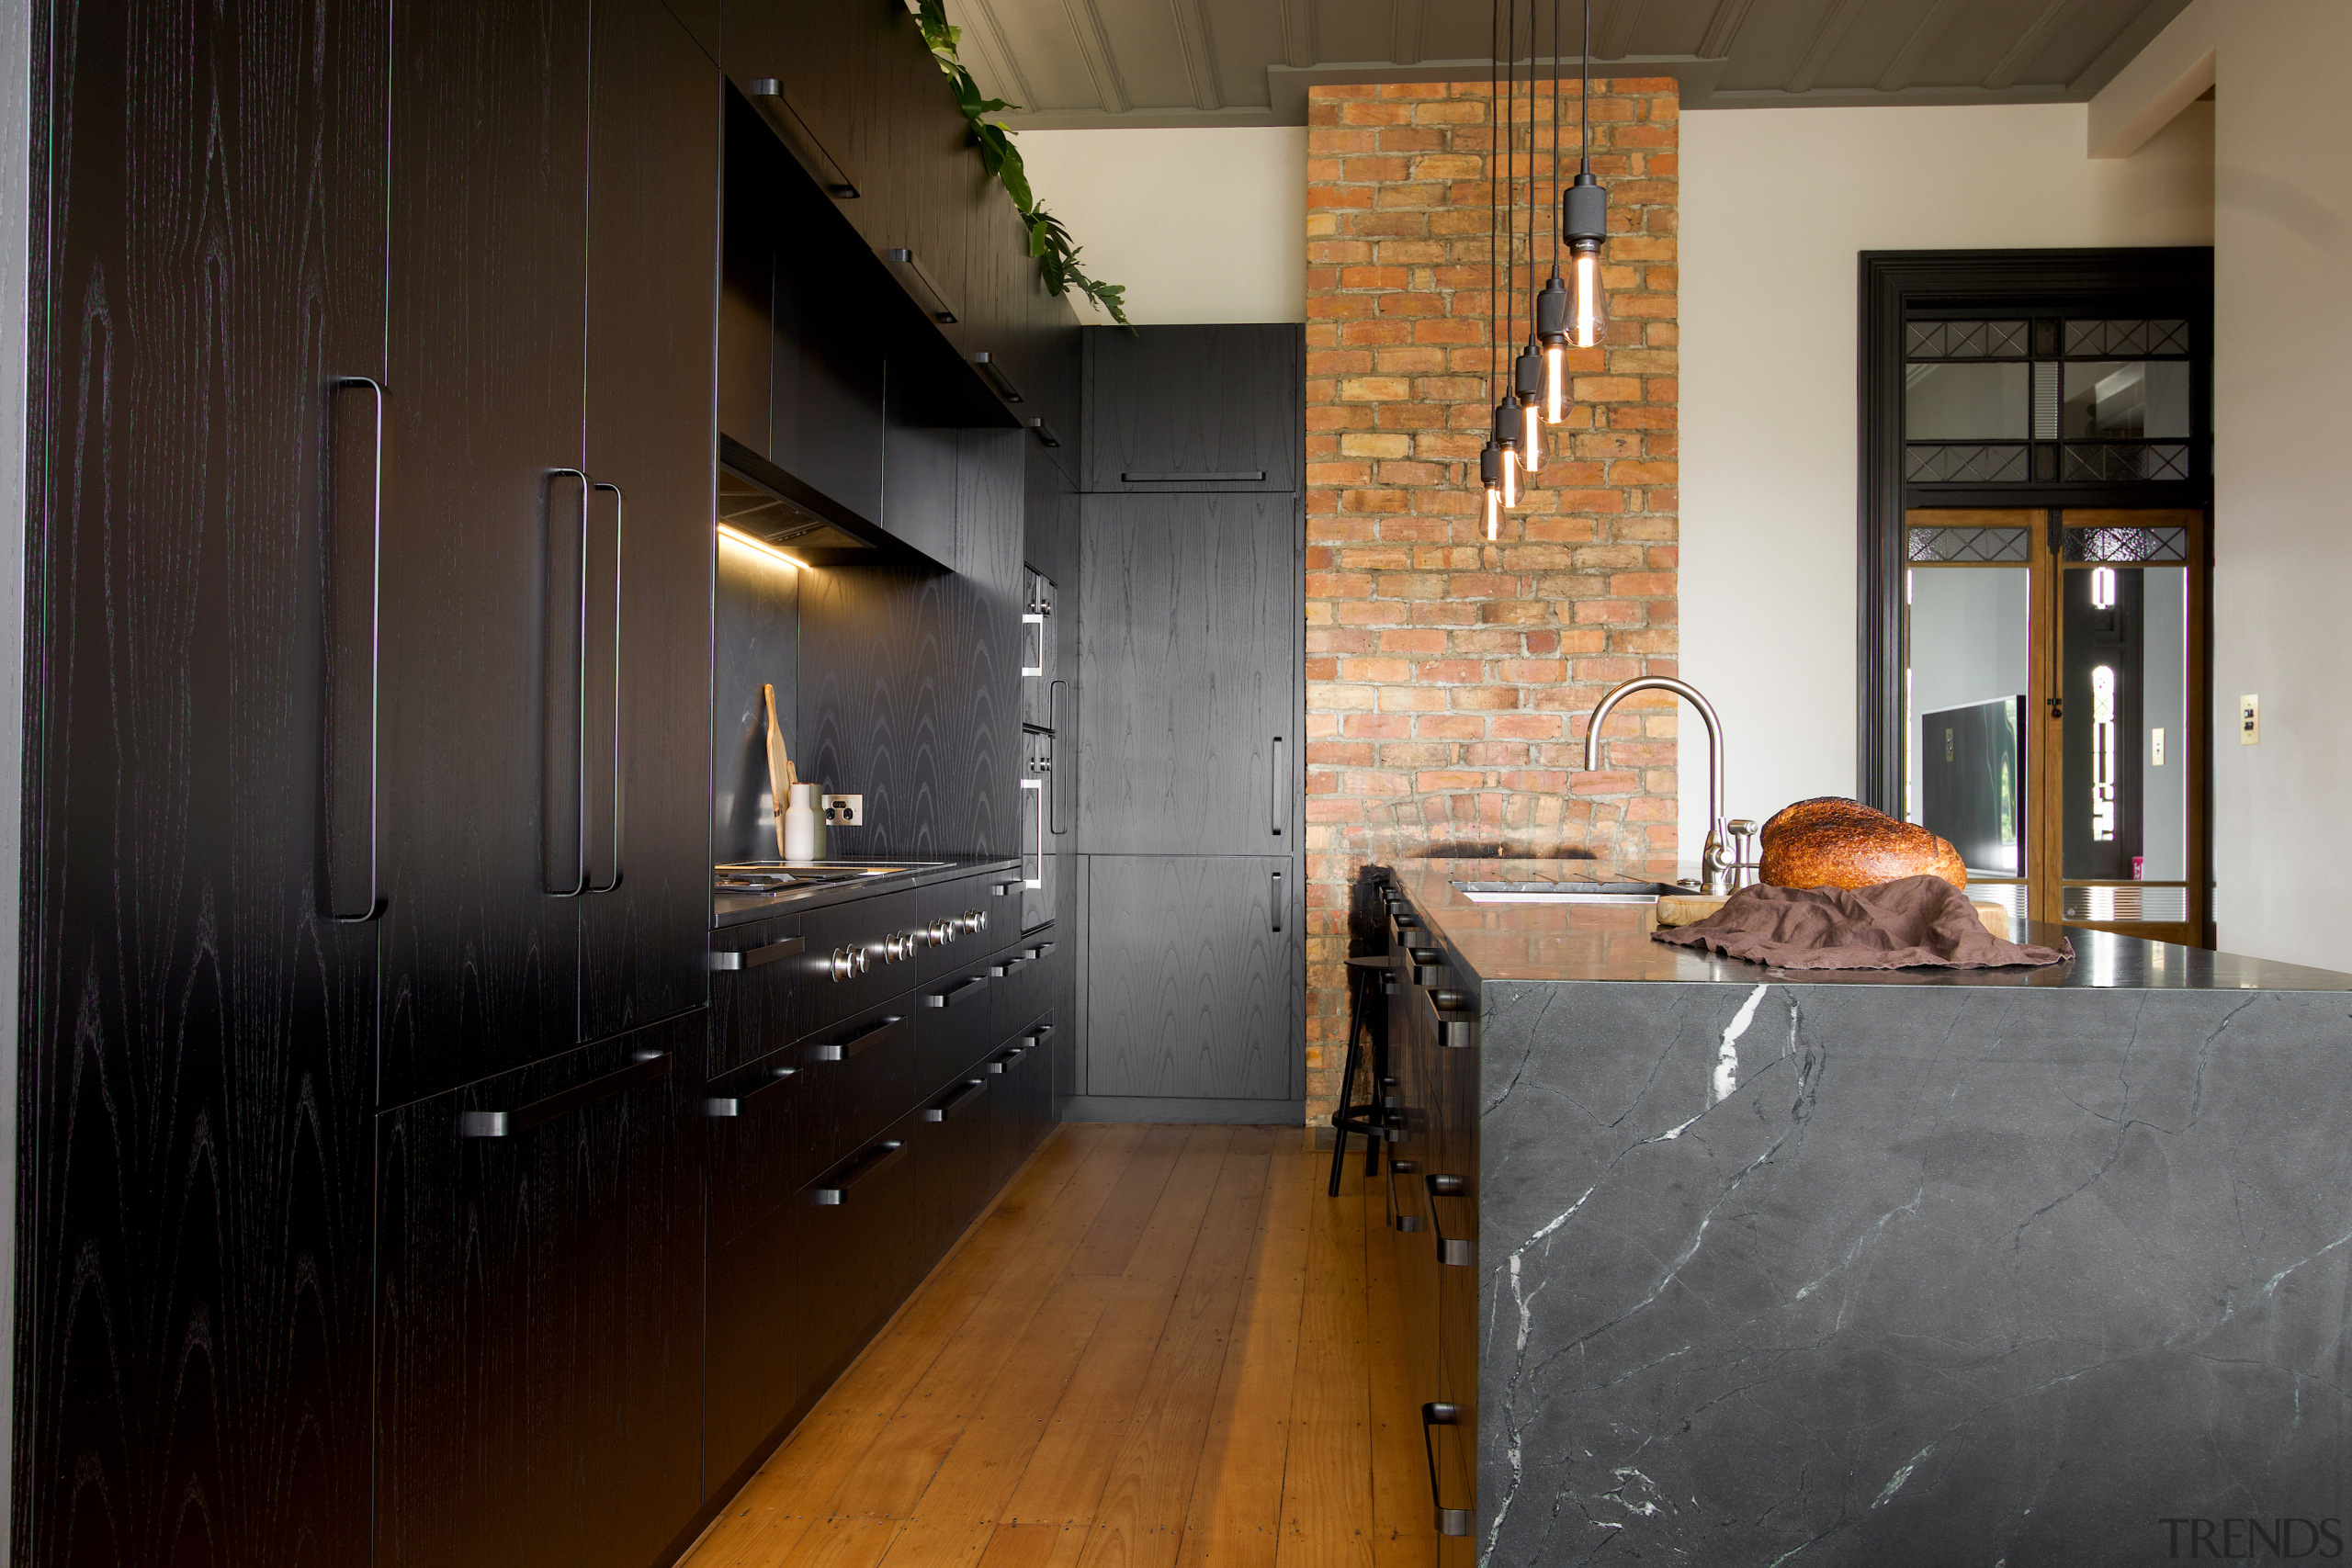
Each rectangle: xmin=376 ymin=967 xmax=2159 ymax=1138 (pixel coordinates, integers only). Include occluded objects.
xmin=1581 ymin=0 xmax=1591 ymax=178
xmin=1488 ymin=0 xmax=1500 ymax=418
xmin=1552 ymin=0 xmax=1562 ymax=278
xmin=1526 ymin=0 xmax=1541 ymax=347
xmin=1503 ymin=0 xmax=1516 ymax=364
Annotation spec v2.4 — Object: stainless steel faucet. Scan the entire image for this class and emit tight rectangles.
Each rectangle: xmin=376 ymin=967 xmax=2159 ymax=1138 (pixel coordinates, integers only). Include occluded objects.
xmin=1581 ymin=676 xmax=1734 ymax=896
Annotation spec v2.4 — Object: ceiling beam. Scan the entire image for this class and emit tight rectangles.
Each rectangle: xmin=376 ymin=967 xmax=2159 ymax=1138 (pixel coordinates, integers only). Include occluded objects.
xmin=1984 ymin=0 xmax=2092 ymax=90
xmin=1877 ymin=0 xmax=1972 ymax=93
xmin=1600 ymin=0 xmax=1646 ymax=62
xmin=1698 ymin=0 xmax=1756 ymax=60
xmin=1059 ymin=0 xmax=1131 ymax=113
xmin=954 ymin=0 xmax=1036 ymax=107
xmin=1392 ymin=0 xmax=1425 ymax=67
xmin=1786 ymin=0 xmax=1871 ymax=94
xmin=1170 ymin=0 xmax=1224 ymax=110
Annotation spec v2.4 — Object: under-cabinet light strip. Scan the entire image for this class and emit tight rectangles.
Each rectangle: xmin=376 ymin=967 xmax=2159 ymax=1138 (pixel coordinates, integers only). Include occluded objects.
xmin=718 ymin=523 xmax=805 ymax=570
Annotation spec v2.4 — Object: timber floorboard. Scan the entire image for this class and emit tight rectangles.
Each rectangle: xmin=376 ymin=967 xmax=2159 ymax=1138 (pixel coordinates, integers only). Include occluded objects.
xmin=682 ymin=1126 xmax=1435 ymax=1568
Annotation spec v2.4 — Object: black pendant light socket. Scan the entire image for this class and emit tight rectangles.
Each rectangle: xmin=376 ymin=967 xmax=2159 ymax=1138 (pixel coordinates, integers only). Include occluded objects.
xmin=1480 ymin=442 xmax=1503 ymax=488
xmin=1492 ymin=400 xmax=1522 ymax=448
xmin=1513 ymin=341 xmax=1544 ymax=400
xmin=1564 ymin=170 xmax=1607 ymax=243
xmin=1536 ymin=271 xmax=1568 ymax=344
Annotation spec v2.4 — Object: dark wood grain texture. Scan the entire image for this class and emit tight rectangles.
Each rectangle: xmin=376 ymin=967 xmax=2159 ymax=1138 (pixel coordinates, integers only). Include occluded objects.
xmin=372 ymin=1012 xmax=703 ymax=1568
xmin=21 ymin=0 xmax=386 ymax=1562
xmin=1083 ymin=854 xmax=1301 ymax=1101
xmin=579 ymin=0 xmax=718 ymax=1043
xmin=1078 ymin=492 xmax=1300 ymax=856
xmin=375 ymin=0 xmax=592 ymax=1105
xmin=1082 ymin=324 xmax=1304 ymax=492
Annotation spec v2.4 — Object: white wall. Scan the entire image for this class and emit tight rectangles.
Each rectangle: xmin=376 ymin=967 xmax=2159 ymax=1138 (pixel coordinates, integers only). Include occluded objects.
xmin=1016 ymin=126 xmax=1307 ymax=324
xmin=1678 ymin=99 xmax=2213 ymax=870
xmin=2089 ymin=0 xmax=2352 ymax=971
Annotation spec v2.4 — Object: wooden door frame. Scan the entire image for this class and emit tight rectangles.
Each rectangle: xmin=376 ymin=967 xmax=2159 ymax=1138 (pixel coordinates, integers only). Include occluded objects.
xmin=1857 ymin=248 xmax=2214 ymax=810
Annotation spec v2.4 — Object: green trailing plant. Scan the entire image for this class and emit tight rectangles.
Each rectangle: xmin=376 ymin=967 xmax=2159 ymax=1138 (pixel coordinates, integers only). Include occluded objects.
xmin=915 ymin=0 xmax=1131 ymax=326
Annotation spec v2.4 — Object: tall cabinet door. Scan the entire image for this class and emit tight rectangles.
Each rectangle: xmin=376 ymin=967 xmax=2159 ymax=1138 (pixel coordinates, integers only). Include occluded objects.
xmin=1078 ymin=493 xmax=1300 ymax=856
xmin=1083 ymin=855 xmax=1300 ymax=1101
xmin=578 ymin=0 xmax=720 ymax=1042
xmin=378 ymin=0 xmax=592 ymax=1106
xmin=22 ymin=2 xmax=387 ymax=1562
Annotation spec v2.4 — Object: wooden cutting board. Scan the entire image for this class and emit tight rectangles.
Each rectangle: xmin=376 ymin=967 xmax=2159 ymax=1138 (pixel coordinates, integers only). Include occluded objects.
xmin=1657 ymin=891 xmax=2012 ymax=942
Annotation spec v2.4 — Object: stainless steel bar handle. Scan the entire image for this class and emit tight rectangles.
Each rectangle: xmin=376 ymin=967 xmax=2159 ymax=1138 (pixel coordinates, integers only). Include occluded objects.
xmin=1272 ymin=736 xmax=1285 ymax=837
xmin=709 ymin=935 xmax=805 ymax=971
xmin=1272 ymin=870 xmax=1283 ymax=934
xmin=971 ymin=351 xmax=1025 ymax=403
xmin=460 ymin=1050 xmax=672 ymax=1138
xmin=1047 ymin=682 xmax=1067 ymax=834
xmin=922 ymin=1078 xmax=987 ymax=1122
xmin=1020 ymin=612 xmax=1046 ymax=677
xmin=701 ymin=1063 xmax=796 ymax=1117
xmin=1425 ymin=1174 xmax=1475 ymax=1267
xmin=326 ymin=376 xmax=385 ymax=921
xmin=1420 ymin=1404 xmax=1472 ymax=1537
xmin=1023 ymin=777 xmax=1045 ymax=890
xmin=922 ymin=975 xmax=988 ymax=1009
xmin=808 ymin=1013 xmax=905 ymax=1063
xmin=544 ymin=468 xmax=591 ymax=897
xmin=585 ymin=481 xmax=623 ymax=893
xmin=811 ymin=1138 xmax=908 ymax=1204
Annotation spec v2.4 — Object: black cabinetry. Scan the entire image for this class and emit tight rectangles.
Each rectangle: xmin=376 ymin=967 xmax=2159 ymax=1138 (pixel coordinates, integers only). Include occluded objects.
xmin=20 ymin=2 xmax=388 ymax=1561
xmin=374 ymin=1010 xmax=705 ymax=1568
xmin=1074 ymin=328 xmax=1306 ymax=1120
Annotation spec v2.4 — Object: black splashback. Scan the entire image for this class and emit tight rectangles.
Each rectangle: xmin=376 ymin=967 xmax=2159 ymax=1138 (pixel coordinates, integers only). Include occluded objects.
xmin=793 ymin=429 xmax=1025 ymax=861
xmin=714 ymin=534 xmax=802 ymax=863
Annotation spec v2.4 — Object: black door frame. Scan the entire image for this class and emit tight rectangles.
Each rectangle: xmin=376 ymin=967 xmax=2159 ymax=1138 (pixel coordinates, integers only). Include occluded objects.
xmin=1855 ymin=247 xmax=2214 ymax=809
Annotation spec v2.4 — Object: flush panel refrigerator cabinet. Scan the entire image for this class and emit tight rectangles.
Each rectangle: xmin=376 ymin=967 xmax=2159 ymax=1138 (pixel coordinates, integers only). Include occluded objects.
xmin=19 ymin=1 xmax=388 ymax=1562
xmin=1083 ymin=324 xmax=1303 ymax=492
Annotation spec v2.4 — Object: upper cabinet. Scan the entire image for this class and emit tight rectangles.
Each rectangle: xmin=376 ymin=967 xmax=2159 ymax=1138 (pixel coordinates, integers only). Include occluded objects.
xmin=1084 ymin=325 xmax=1304 ymax=493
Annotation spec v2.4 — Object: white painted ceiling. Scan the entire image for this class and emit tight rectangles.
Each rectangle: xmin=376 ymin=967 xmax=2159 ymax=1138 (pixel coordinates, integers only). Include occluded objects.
xmin=942 ymin=0 xmax=2197 ymax=127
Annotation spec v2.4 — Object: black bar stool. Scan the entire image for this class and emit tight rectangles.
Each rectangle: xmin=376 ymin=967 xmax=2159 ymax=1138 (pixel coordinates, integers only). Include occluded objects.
xmin=1328 ymin=954 xmax=1391 ymax=1196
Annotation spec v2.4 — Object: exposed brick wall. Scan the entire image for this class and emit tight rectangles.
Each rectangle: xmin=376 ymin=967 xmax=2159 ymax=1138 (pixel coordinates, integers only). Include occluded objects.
xmin=1301 ymin=79 xmax=1680 ymax=1127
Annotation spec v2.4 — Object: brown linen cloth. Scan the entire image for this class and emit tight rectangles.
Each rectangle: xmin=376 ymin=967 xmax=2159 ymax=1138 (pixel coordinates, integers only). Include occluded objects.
xmin=1653 ymin=875 xmax=2072 ymax=970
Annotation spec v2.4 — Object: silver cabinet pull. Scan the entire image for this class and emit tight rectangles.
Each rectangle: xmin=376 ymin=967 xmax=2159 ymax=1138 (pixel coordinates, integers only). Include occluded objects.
xmin=584 ymin=481 xmax=623 ymax=893
xmin=710 ymin=934 xmax=804 ymax=971
xmin=1023 ymin=777 xmax=1045 ymax=890
xmin=811 ymin=1139 xmax=907 ymax=1204
xmin=1420 ymin=985 xmax=1478 ymax=1050
xmin=923 ymin=975 xmax=988 ymax=1009
xmin=1386 ymin=1157 xmax=1423 ymax=1232
xmin=992 ymin=879 xmax=1022 ymax=897
xmin=1047 ymin=682 xmax=1067 ymax=834
xmin=1272 ymin=736 xmax=1285 ymax=837
xmin=1426 ymin=1174 xmax=1475 ymax=1268
xmin=1022 ymin=1024 xmax=1055 ymax=1048
xmin=1272 ymin=870 xmax=1283 ymax=934
xmin=1022 ymin=942 xmax=1056 ymax=962
xmin=885 ymin=248 xmax=960 ymax=324
xmin=808 ymin=1013 xmax=906 ymax=1063
xmin=923 ymin=1078 xmax=988 ymax=1122
xmin=971 ymin=351 xmax=1025 ymax=403
xmin=990 ymin=955 xmax=1025 ymax=978
xmin=702 ymin=1063 xmax=796 ymax=1117
xmin=744 ymin=79 xmax=859 ymax=197
xmin=1020 ymin=611 xmax=1046 ymax=677
xmin=1421 ymin=1404 xmax=1472 ymax=1537
xmin=543 ymin=468 xmax=593 ymax=897
xmin=986 ymin=1044 xmax=1027 ymax=1076
xmin=1119 ymin=470 xmax=1266 ymax=483
xmin=460 ymin=1051 xmax=672 ymax=1138
xmin=325 ymin=375 xmax=384 ymax=921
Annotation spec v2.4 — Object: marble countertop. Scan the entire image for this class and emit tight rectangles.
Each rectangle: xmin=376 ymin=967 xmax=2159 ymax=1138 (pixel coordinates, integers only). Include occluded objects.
xmin=1387 ymin=860 xmax=2352 ymax=990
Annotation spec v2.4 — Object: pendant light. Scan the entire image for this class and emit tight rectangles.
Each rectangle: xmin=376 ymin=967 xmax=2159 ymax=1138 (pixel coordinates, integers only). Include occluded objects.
xmin=1478 ymin=0 xmax=1511 ymax=538
xmin=1562 ymin=0 xmax=1608 ymax=349
xmin=1512 ymin=6 xmax=1544 ymax=477
xmin=1535 ymin=0 xmax=1569 ymax=422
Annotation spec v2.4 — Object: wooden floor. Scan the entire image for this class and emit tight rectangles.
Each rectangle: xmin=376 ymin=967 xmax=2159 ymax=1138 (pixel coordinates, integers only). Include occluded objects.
xmin=680 ymin=1122 xmax=1432 ymax=1568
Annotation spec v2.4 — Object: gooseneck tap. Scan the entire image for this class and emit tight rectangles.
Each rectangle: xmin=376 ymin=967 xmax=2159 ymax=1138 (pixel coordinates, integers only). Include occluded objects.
xmin=1582 ymin=676 xmax=1733 ymax=896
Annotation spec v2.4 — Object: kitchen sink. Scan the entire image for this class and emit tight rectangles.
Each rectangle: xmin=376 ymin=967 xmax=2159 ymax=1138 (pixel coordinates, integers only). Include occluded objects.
xmin=1452 ymin=879 xmax=1692 ymax=905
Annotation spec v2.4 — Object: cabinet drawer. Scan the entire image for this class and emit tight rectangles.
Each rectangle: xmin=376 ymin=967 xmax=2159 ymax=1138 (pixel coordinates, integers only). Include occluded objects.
xmin=793 ymin=1112 xmax=922 ymax=1399
xmin=914 ymin=1071 xmax=995 ymax=1267
xmin=710 ymin=913 xmax=806 ymax=1074
xmin=916 ymin=960 xmax=997 ymax=1090
xmin=800 ymin=1003 xmax=918 ymax=1176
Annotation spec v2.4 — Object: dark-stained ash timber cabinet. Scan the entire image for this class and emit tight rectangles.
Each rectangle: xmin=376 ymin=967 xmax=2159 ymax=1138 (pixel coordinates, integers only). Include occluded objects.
xmin=1073 ymin=326 xmax=1306 ymax=1122
xmin=1379 ymin=881 xmax=1480 ymax=1564
xmin=17 ymin=0 xmax=1079 ymax=1565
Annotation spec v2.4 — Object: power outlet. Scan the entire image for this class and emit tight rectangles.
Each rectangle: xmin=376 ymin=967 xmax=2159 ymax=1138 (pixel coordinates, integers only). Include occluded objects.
xmin=2239 ymin=694 xmax=2260 ymax=746
xmin=822 ymin=793 xmax=864 ymax=827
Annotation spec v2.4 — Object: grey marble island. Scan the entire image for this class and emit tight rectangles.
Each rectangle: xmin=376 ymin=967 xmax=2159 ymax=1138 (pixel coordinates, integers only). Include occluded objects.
xmin=1375 ymin=862 xmax=2352 ymax=1567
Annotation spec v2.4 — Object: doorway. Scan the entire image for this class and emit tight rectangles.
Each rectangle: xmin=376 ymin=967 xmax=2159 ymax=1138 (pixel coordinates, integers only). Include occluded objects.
xmin=1903 ymin=508 xmax=2207 ymax=945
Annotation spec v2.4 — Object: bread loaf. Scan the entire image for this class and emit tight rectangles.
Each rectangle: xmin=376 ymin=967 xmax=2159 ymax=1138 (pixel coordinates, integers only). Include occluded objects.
xmin=1758 ymin=797 xmax=1967 ymax=891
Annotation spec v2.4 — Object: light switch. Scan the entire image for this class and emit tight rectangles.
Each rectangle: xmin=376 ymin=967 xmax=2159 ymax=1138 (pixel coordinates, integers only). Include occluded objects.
xmin=2239 ymin=694 xmax=2260 ymax=746
xmin=2151 ymin=727 xmax=2165 ymax=765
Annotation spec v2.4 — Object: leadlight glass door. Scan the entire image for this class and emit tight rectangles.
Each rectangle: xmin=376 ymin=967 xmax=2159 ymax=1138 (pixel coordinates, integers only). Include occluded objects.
xmin=1904 ymin=509 xmax=2207 ymax=946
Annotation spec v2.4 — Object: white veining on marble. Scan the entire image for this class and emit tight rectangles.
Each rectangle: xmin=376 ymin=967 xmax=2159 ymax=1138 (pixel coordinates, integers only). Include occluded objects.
xmin=1713 ymin=983 xmax=1767 ymax=1103
xmin=1871 ymin=1443 xmax=1933 ymax=1507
